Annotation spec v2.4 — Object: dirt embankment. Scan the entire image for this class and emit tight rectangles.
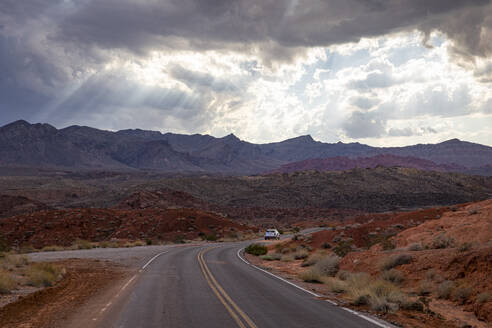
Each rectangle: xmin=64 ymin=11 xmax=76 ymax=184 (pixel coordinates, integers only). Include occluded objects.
xmin=251 ymin=200 xmax=492 ymax=328
xmin=0 ymin=208 xmax=256 ymax=249
xmin=0 ymin=259 xmax=125 ymax=328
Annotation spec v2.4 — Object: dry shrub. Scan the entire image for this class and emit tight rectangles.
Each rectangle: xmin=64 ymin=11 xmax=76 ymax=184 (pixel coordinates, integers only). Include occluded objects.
xmin=294 ymin=249 xmax=309 ymax=260
xmin=26 ymin=263 xmax=65 ymax=287
xmin=0 ymin=269 xmax=16 ymax=294
xmin=431 ymin=233 xmax=455 ymax=249
xmin=437 ymin=280 xmax=455 ymax=299
xmin=280 ymin=254 xmax=294 ymax=262
xmin=260 ymin=253 xmax=281 ymax=261
xmin=407 ymin=243 xmax=422 ymax=251
xmin=381 ymin=269 xmax=405 ymax=285
xmin=321 ymin=277 xmax=348 ymax=293
xmin=41 ymin=245 xmax=65 ymax=252
xmin=300 ymin=269 xmax=322 ymax=283
xmin=379 ymin=254 xmax=412 ymax=271
xmin=313 ymin=254 xmax=340 ymax=277
xmin=301 ymin=252 xmax=325 ymax=267
xmin=417 ymin=280 xmax=434 ymax=296
xmin=72 ymin=239 xmax=93 ymax=250
xmin=453 ymin=286 xmax=472 ymax=304
xmin=477 ymin=292 xmax=492 ymax=304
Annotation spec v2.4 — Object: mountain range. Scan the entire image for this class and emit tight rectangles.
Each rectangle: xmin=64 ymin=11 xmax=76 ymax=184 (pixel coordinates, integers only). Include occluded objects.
xmin=1 ymin=120 xmax=491 ymax=175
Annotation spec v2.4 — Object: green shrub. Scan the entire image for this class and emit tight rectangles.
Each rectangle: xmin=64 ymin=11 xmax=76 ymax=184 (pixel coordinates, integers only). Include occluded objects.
xmin=453 ymin=286 xmax=472 ymax=304
xmin=381 ymin=269 xmax=405 ymax=285
xmin=245 ymin=244 xmax=268 ymax=256
xmin=437 ymin=280 xmax=454 ymax=299
xmin=204 ymin=234 xmax=218 ymax=241
xmin=0 ymin=237 xmax=9 ymax=252
xmin=145 ymin=238 xmax=153 ymax=245
xmin=477 ymin=292 xmax=492 ymax=304
xmin=380 ymin=254 xmax=412 ymax=271
xmin=0 ymin=270 xmax=16 ymax=294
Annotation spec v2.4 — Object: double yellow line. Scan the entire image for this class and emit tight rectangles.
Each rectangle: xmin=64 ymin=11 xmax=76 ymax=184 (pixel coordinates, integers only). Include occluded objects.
xmin=198 ymin=248 xmax=258 ymax=328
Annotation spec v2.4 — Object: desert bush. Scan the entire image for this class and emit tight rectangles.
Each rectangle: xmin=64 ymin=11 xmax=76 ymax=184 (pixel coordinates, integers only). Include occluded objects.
xmin=417 ymin=280 xmax=434 ymax=296
xmin=349 ymin=288 xmax=372 ymax=306
xmin=260 ymin=253 xmax=281 ymax=261
xmin=381 ymin=238 xmax=396 ymax=251
xmin=204 ymin=234 xmax=218 ymax=241
xmin=380 ymin=254 xmax=412 ymax=271
xmin=145 ymin=238 xmax=153 ymax=245
xmin=72 ymin=239 xmax=93 ymax=250
xmin=300 ymin=269 xmax=322 ymax=283
xmin=431 ymin=233 xmax=455 ymax=249
xmin=477 ymin=292 xmax=492 ymax=304
xmin=301 ymin=252 xmax=324 ymax=267
xmin=321 ymin=277 xmax=348 ymax=293
xmin=369 ymin=295 xmax=398 ymax=313
xmin=26 ymin=263 xmax=64 ymax=287
xmin=407 ymin=243 xmax=422 ymax=251
xmin=173 ymin=235 xmax=185 ymax=244
xmin=0 ymin=270 xmax=16 ymax=294
xmin=321 ymin=242 xmax=331 ymax=249
xmin=381 ymin=269 xmax=405 ymax=285
xmin=333 ymin=240 xmax=353 ymax=257
xmin=280 ymin=254 xmax=294 ymax=262
xmin=345 ymin=272 xmax=372 ymax=288
xmin=41 ymin=245 xmax=65 ymax=252
xmin=0 ymin=237 xmax=9 ymax=253
xmin=453 ymin=286 xmax=472 ymax=304
xmin=437 ymin=280 xmax=455 ymax=299
xmin=458 ymin=242 xmax=472 ymax=252
xmin=245 ymin=244 xmax=267 ymax=256
xmin=7 ymin=255 xmax=29 ymax=268
xmin=312 ymin=254 xmax=340 ymax=277
xmin=293 ymin=249 xmax=309 ymax=260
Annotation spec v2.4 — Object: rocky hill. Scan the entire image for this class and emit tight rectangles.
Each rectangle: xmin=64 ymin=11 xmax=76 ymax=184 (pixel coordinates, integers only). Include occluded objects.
xmin=270 ymin=154 xmax=464 ymax=174
xmin=1 ymin=120 xmax=491 ymax=174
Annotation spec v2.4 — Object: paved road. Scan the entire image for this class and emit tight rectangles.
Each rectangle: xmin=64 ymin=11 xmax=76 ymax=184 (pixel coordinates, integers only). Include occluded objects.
xmin=90 ymin=243 xmax=389 ymax=328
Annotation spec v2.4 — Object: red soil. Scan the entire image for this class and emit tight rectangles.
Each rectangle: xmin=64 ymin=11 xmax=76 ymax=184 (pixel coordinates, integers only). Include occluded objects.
xmin=0 ymin=208 xmax=256 ymax=248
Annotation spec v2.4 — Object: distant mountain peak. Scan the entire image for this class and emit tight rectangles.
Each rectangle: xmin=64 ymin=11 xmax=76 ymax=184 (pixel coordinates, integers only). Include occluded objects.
xmin=283 ymin=135 xmax=315 ymax=144
xmin=222 ymin=133 xmax=240 ymax=141
xmin=2 ymin=120 xmax=31 ymax=128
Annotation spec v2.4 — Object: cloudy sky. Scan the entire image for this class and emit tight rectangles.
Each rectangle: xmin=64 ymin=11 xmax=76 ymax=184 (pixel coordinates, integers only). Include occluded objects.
xmin=1 ymin=0 xmax=491 ymax=146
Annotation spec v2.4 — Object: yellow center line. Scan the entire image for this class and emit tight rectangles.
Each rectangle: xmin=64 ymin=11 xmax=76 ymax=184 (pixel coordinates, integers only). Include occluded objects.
xmin=198 ymin=248 xmax=258 ymax=328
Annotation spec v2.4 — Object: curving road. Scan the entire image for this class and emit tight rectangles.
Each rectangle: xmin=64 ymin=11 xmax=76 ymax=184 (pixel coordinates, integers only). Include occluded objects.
xmin=88 ymin=243 xmax=391 ymax=328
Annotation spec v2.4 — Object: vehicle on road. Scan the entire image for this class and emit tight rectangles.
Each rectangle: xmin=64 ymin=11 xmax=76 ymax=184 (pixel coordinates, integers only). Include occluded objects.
xmin=264 ymin=228 xmax=280 ymax=240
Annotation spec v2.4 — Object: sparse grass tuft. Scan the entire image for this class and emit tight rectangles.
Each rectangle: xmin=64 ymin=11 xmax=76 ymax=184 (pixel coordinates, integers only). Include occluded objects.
xmin=379 ymin=254 xmax=412 ymax=271
xmin=458 ymin=242 xmax=472 ymax=252
xmin=245 ymin=243 xmax=267 ymax=256
xmin=301 ymin=252 xmax=324 ymax=267
xmin=41 ymin=245 xmax=65 ymax=252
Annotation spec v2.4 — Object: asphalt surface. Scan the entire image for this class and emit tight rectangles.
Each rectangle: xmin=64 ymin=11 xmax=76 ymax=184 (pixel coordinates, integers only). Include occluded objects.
xmin=88 ymin=243 xmax=387 ymax=328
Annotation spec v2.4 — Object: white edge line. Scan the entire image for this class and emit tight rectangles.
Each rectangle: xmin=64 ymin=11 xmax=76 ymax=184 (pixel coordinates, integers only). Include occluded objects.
xmin=141 ymin=250 xmax=169 ymax=270
xmin=236 ymin=247 xmax=393 ymax=328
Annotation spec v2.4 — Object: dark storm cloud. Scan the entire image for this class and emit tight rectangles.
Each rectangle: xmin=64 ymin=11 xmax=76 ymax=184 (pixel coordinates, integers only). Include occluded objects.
xmin=54 ymin=0 xmax=491 ymax=62
xmin=168 ymin=64 xmax=239 ymax=93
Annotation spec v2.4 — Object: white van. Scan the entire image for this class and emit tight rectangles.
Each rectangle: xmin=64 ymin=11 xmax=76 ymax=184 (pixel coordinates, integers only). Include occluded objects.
xmin=264 ymin=229 xmax=280 ymax=240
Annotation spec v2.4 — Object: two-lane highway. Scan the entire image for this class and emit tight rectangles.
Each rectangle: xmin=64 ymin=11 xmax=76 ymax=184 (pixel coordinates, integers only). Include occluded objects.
xmin=92 ymin=243 xmax=389 ymax=328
